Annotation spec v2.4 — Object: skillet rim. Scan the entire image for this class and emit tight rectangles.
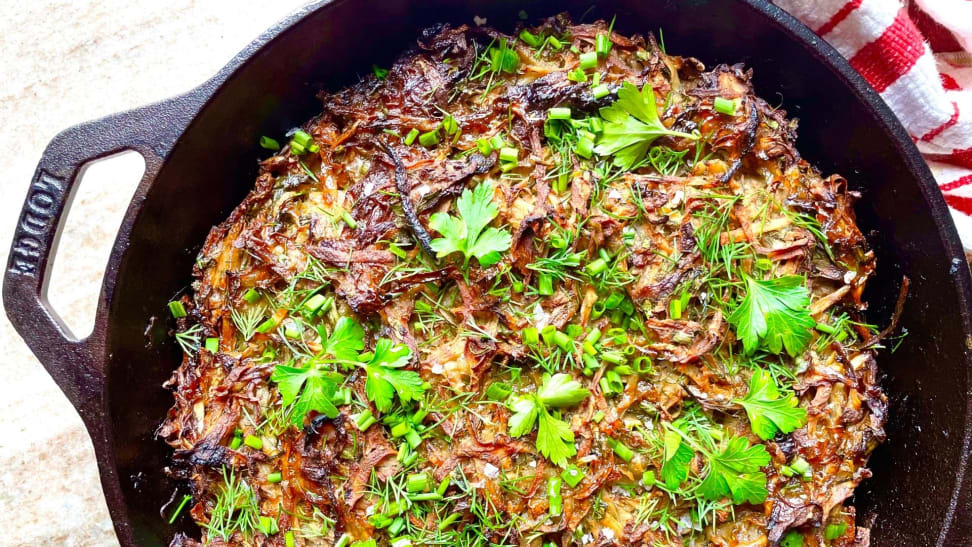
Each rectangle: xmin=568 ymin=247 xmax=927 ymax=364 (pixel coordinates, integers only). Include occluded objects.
xmin=5 ymin=0 xmax=970 ymax=544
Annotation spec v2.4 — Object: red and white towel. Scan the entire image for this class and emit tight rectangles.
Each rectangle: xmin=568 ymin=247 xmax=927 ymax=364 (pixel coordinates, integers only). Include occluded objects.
xmin=775 ymin=0 xmax=972 ymax=248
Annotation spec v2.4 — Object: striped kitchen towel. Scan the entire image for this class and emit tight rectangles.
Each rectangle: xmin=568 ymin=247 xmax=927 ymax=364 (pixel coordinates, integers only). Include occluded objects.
xmin=775 ymin=0 xmax=972 ymax=248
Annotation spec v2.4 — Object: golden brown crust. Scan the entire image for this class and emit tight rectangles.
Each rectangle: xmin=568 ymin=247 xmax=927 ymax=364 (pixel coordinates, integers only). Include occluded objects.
xmin=163 ymin=15 xmax=884 ymax=547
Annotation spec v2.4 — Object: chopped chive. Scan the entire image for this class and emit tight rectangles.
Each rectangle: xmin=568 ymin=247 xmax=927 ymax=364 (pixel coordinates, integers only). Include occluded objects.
xmin=547 ymin=36 xmax=563 ymax=50
xmin=403 ymin=128 xmax=419 ymax=145
xmin=595 ymin=33 xmax=612 ymax=57
xmin=593 ymin=410 xmax=605 ymax=423
xmin=229 ymin=433 xmax=242 ymax=450
xmin=307 ymin=143 xmax=320 ymax=154
xmin=669 ymin=298 xmax=682 ymax=319
xmin=582 ymin=353 xmax=599 ymax=374
xmin=168 ymin=301 xmax=187 ymax=318
xmin=548 ymin=107 xmax=571 ymax=120
xmin=267 ymin=472 xmax=282 ymax=483
xmin=547 ymin=476 xmax=563 ymax=516
xmin=591 ymin=84 xmax=610 ymax=99
xmin=243 ymin=435 xmax=263 ymax=450
xmin=442 ymin=114 xmax=459 ymax=135
xmin=499 ymin=146 xmax=519 ymax=164
xmin=372 ymin=64 xmax=389 ymax=80
xmin=519 ymin=29 xmax=541 ymax=47
xmin=606 ymin=437 xmax=634 ymax=462
xmin=522 ymin=327 xmax=540 ymax=346
xmin=713 ymin=96 xmax=738 ymax=116
xmin=355 ymin=410 xmax=377 ymax=431
xmin=243 ymin=288 xmax=261 ymax=303
xmin=585 ymin=258 xmax=607 ymax=276
xmin=603 ymin=292 xmax=624 ymax=310
xmin=342 ymin=211 xmax=358 ymax=229
xmin=567 ymin=68 xmax=588 ymax=83
xmin=285 ymin=531 xmax=296 ymax=547
xmin=561 ymin=465 xmax=585 ymax=487
xmin=388 ymin=517 xmax=406 ymax=536
xmin=601 ymin=350 xmax=625 ymax=365
xmin=566 ymin=323 xmax=583 ymax=338
xmin=284 ymin=321 xmax=301 ymax=339
xmin=418 ymin=130 xmax=440 ymax=147
xmin=641 ymin=469 xmax=656 ymax=488
xmin=436 ymin=476 xmax=451 ymax=496
xmin=582 ymin=341 xmax=597 ymax=356
xmin=537 ymin=272 xmax=554 ymax=295
xmin=292 ymin=130 xmax=312 ymax=147
xmin=391 ymin=421 xmax=410 ymax=438
xmin=814 ymin=321 xmax=838 ymax=334
xmin=489 ymin=133 xmax=506 ymax=150
xmin=167 ymin=494 xmax=192 ymax=524
xmin=552 ymin=330 xmax=572 ymax=352
xmin=334 ymin=534 xmax=352 ymax=547
xmin=258 ymin=516 xmax=279 ymax=535
xmin=579 ymin=51 xmax=597 ymax=70
xmin=259 ymin=136 xmax=280 ymax=151
xmin=633 ymin=356 xmax=653 ymax=374
xmin=302 ymin=294 xmax=328 ymax=314
xmin=584 ymin=328 xmax=602 ymax=344
xmin=204 ymin=337 xmax=219 ymax=353
xmin=486 ymin=382 xmax=513 ymax=400
xmin=512 ymin=280 xmax=524 ymax=292
xmin=405 ymin=429 xmax=422 ymax=449
xmin=540 ymin=325 xmax=557 ymax=346
xmin=290 ymin=141 xmax=306 ymax=155
xmin=406 ymin=472 xmax=430 ymax=493
xmin=476 ymin=138 xmax=494 ymax=155
xmin=256 ymin=316 xmax=278 ymax=334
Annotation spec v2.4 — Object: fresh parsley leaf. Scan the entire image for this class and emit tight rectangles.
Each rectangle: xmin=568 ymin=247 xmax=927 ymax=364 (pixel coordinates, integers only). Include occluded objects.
xmin=270 ymin=365 xmax=343 ymax=425
xmin=508 ymin=396 xmax=540 ymax=437
xmin=429 ymin=181 xmax=512 ymax=269
xmin=593 ymin=82 xmax=697 ymax=169
xmin=736 ymin=369 xmax=807 ymax=440
xmin=364 ymin=339 xmax=424 ymax=413
xmin=536 ymin=408 xmax=576 ymax=467
xmin=538 ymin=373 xmax=590 ymax=407
xmin=697 ymin=436 xmax=770 ymax=504
xmin=506 ymin=374 xmax=588 ymax=467
xmin=729 ymin=275 xmax=815 ymax=356
xmin=320 ymin=317 xmax=365 ymax=363
xmin=660 ymin=429 xmax=694 ymax=489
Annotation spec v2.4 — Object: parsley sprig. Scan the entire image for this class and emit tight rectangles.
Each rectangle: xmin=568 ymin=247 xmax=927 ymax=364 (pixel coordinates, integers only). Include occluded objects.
xmin=593 ymin=81 xmax=698 ymax=169
xmin=728 ymin=275 xmax=815 ymax=356
xmin=271 ymin=317 xmax=425 ymax=424
xmin=662 ymin=426 xmax=771 ymax=505
xmin=508 ymin=373 xmax=589 ymax=466
xmin=429 ymin=181 xmax=512 ymax=270
xmin=735 ymin=368 xmax=807 ymax=440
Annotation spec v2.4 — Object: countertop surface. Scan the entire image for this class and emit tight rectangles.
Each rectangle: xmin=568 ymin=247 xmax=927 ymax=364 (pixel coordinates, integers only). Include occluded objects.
xmin=0 ymin=2 xmax=305 ymax=545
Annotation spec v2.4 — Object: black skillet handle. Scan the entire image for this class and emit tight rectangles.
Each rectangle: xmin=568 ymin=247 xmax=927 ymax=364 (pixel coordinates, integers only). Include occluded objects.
xmin=2 ymin=91 xmax=205 ymax=421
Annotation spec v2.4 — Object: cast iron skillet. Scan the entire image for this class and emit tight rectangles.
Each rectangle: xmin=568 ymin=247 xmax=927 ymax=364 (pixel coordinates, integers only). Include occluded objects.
xmin=4 ymin=0 xmax=971 ymax=545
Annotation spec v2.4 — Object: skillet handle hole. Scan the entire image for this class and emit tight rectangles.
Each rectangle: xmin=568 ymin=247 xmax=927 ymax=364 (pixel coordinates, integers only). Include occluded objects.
xmin=47 ymin=150 xmax=145 ymax=339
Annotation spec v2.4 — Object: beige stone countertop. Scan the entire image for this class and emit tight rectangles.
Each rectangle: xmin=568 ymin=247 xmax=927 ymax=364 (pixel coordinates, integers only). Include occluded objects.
xmin=0 ymin=2 xmax=305 ymax=545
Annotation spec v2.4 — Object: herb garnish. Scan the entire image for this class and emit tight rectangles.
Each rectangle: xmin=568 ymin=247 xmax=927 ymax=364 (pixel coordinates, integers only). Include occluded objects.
xmin=593 ymin=82 xmax=698 ymax=169
xmin=429 ymin=181 xmax=512 ymax=270
xmin=735 ymin=368 xmax=807 ymax=440
xmin=508 ymin=373 xmax=589 ymax=466
xmin=729 ymin=275 xmax=815 ymax=356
